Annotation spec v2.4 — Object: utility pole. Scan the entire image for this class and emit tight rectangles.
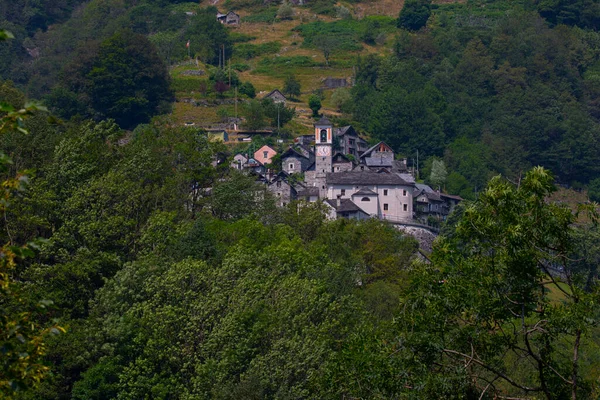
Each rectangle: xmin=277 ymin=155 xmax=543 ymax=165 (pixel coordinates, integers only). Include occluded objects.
xmin=222 ymin=44 xmax=225 ymax=71
xmin=234 ymin=86 xmax=238 ymax=130
xmin=416 ymin=149 xmax=419 ymax=181
xmin=228 ymin=58 xmax=231 ymax=86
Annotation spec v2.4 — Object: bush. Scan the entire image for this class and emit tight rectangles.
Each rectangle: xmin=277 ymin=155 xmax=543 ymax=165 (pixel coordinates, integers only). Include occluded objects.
xmin=239 ymin=81 xmax=256 ymax=98
xmin=233 ymin=42 xmax=281 ymax=60
xmin=397 ymin=0 xmax=432 ymax=31
xmin=242 ymin=8 xmax=278 ymax=23
xmin=232 ymin=63 xmax=251 ymax=72
xmin=588 ymin=178 xmax=600 ymax=202
xmin=277 ymin=1 xmax=294 ymax=20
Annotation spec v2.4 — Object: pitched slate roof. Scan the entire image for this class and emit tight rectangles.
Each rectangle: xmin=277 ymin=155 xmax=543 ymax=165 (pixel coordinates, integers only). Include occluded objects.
xmin=365 ymin=157 xmax=393 ymax=167
xmin=332 ymin=152 xmax=351 ymax=163
xmin=353 ymin=187 xmax=378 ymax=196
xmin=281 ymin=146 xmax=309 ymax=160
xmin=297 ymin=187 xmax=320 ymax=197
xmin=315 ymin=116 xmax=331 ymax=126
xmin=360 ymin=141 xmax=394 ymax=159
xmin=325 ymin=198 xmax=368 ymax=214
xmin=264 ymin=89 xmax=286 ymax=101
xmin=326 ymin=171 xmax=413 ymax=186
xmin=333 ymin=126 xmax=355 ymax=136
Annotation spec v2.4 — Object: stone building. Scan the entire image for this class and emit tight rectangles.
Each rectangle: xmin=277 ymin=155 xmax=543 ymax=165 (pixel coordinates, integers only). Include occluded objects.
xmin=267 ymin=172 xmax=297 ymax=207
xmin=217 ymin=11 xmax=240 ymax=25
xmin=326 ymin=170 xmax=414 ymax=221
xmin=333 ymin=125 xmax=368 ymax=157
xmin=281 ymin=146 xmax=314 ymax=174
xmin=263 ymin=89 xmax=287 ymax=104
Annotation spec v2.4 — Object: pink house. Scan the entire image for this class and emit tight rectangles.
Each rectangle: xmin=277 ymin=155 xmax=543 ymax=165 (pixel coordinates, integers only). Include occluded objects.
xmin=254 ymin=145 xmax=277 ymax=165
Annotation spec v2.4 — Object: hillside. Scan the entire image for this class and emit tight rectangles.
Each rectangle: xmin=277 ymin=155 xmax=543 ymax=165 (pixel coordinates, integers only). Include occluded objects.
xmin=3 ymin=0 xmax=600 ymax=195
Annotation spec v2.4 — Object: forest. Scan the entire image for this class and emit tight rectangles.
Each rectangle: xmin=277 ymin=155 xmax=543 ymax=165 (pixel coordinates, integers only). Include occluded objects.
xmin=2 ymin=0 xmax=600 ymax=398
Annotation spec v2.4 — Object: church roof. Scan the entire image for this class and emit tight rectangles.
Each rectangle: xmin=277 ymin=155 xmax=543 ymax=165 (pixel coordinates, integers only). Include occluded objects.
xmin=326 ymin=171 xmax=413 ymax=186
xmin=325 ymin=198 xmax=368 ymax=214
xmin=353 ymin=187 xmax=378 ymax=196
xmin=315 ymin=116 xmax=331 ymax=126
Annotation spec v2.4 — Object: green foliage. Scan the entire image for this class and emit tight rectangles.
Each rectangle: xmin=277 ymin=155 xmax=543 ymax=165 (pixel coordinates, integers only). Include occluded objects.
xmin=428 ymin=158 xmax=447 ymax=189
xmin=239 ymin=81 xmax=256 ymax=98
xmin=397 ymin=0 xmax=432 ymax=31
xmin=50 ymin=31 xmax=172 ymax=129
xmin=297 ymin=20 xmax=369 ymax=53
xmin=398 ymin=167 xmax=600 ymax=398
xmin=261 ymin=99 xmax=296 ymax=127
xmin=233 ymin=41 xmax=281 ymax=60
xmin=283 ymin=74 xmax=301 ymax=98
xmin=0 ymin=73 xmax=64 ymax=396
xmin=242 ymin=7 xmax=278 ymax=23
xmin=588 ymin=177 xmax=600 ymax=202
xmin=351 ymin=8 xmax=600 ymax=187
xmin=536 ymin=0 xmax=600 ymax=29
xmin=210 ymin=171 xmax=276 ymax=220
xmin=277 ymin=1 xmax=294 ymax=20
xmin=330 ymin=87 xmax=352 ymax=113
xmin=308 ymin=94 xmax=322 ymax=117
xmin=308 ymin=0 xmax=337 ymax=16
xmin=242 ymin=99 xmax=266 ymax=130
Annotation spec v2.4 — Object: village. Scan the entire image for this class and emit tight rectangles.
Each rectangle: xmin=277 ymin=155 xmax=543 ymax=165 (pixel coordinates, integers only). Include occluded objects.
xmin=228 ymin=116 xmax=462 ymax=228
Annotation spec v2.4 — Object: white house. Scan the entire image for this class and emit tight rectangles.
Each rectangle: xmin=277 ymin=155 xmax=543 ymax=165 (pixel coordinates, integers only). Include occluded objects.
xmin=325 ymin=170 xmax=414 ymax=221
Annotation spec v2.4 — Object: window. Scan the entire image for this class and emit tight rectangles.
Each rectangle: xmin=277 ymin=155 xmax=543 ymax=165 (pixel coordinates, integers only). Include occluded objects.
xmin=383 ymin=189 xmax=388 ymax=196
xmin=361 ymin=197 xmax=370 ymax=202
xmin=276 ymin=181 xmax=281 ymax=188
xmin=349 ymin=139 xmax=355 ymax=146
xmin=282 ymin=202 xmax=287 ymax=206
xmin=277 ymin=192 xmax=281 ymax=197
xmin=383 ymin=203 xmax=388 ymax=211
xmin=289 ymin=163 xmax=294 ymax=170
xmin=403 ymin=190 xmax=407 ymax=196
xmin=403 ymin=204 xmax=408 ymax=211
xmin=320 ymin=129 xmax=327 ymax=143
xmin=341 ymin=189 xmax=346 ymax=196
xmin=263 ymin=151 xmax=268 ymax=158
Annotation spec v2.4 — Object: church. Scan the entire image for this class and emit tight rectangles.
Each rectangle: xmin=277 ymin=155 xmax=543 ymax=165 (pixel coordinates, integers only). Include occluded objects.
xmin=303 ymin=117 xmax=415 ymax=222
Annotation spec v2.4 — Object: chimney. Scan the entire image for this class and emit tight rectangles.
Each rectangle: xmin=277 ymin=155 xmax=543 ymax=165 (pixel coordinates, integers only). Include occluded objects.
xmin=336 ymin=194 xmax=341 ymax=208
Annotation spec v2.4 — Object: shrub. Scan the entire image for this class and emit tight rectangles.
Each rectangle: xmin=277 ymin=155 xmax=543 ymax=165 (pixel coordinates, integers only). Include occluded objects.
xmin=277 ymin=1 xmax=294 ymax=20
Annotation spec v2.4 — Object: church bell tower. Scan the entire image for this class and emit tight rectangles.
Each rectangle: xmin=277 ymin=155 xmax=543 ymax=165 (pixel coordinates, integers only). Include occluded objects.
xmin=314 ymin=117 xmax=332 ymax=198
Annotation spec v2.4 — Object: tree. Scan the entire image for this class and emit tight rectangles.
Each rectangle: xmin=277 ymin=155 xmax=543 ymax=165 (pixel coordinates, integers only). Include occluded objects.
xmin=428 ymin=159 xmax=447 ymax=189
xmin=331 ymin=87 xmax=352 ymax=113
xmin=398 ymin=167 xmax=599 ymax=399
xmin=588 ymin=177 xmax=600 ymax=202
xmin=0 ymin=35 xmax=64 ymax=393
xmin=283 ymin=75 xmax=301 ymax=99
xmin=262 ymin=99 xmax=295 ymax=128
xmin=313 ymin=35 xmax=340 ymax=66
xmin=56 ymin=30 xmax=172 ymax=129
xmin=242 ymin=100 xmax=265 ymax=130
xmin=239 ymin=81 xmax=256 ymax=99
xmin=308 ymin=95 xmax=322 ymax=117
xmin=184 ymin=7 xmax=232 ymax=65
xmin=397 ymin=0 xmax=432 ymax=31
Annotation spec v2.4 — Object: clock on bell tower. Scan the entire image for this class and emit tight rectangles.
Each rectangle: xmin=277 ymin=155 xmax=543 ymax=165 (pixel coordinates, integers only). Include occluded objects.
xmin=314 ymin=117 xmax=333 ymax=198
xmin=314 ymin=116 xmax=333 ymax=174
